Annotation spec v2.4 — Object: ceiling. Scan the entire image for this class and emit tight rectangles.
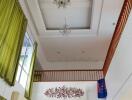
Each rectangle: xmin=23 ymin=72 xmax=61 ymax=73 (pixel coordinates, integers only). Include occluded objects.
xmin=39 ymin=0 xmax=92 ymax=29
xmin=42 ymin=36 xmax=110 ymax=62
xmin=20 ymin=0 xmax=124 ymax=70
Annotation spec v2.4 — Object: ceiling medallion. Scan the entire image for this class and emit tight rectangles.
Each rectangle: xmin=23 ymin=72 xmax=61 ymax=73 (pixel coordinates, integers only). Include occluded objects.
xmin=54 ymin=0 xmax=70 ymax=8
xmin=44 ymin=85 xmax=84 ymax=99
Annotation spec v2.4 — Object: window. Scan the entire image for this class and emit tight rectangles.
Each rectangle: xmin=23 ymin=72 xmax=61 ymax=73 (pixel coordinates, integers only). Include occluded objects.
xmin=16 ymin=33 xmax=34 ymax=88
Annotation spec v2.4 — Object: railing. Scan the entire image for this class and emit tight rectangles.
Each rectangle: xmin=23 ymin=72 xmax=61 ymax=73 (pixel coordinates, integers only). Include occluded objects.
xmin=34 ymin=70 xmax=104 ymax=82
xmin=103 ymin=0 xmax=132 ymax=76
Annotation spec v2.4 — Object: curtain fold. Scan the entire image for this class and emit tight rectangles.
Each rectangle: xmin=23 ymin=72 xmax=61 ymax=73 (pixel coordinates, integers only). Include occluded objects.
xmin=0 ymin=0 xmax=27 ymax=86
xmin=0 ymin=0 xmax=16 ymax=48
xmin=25 ymin=43 xmax=37 ymax=100
xmin=0 ymin=95 xmax=6 ymax=100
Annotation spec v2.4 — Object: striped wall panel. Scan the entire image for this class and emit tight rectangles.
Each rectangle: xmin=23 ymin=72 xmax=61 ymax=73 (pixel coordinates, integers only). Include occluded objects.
xmin=103 ymin=0 xmax=132 ymax=75
xmin=34 ymin=70 xmax=104 ymax=82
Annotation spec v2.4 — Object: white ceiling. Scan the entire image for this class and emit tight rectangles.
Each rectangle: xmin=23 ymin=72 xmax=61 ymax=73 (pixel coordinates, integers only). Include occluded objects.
xmin=39 ymin=0 xmax=92 ymax=29
xmin=20 ymin=0 xmax=124 ymax=70
xmin=42 ymin=36 xmax=110 ymax=62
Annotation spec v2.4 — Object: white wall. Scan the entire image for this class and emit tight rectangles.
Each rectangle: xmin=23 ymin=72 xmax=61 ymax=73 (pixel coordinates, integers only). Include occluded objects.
xmin=115 ymin=74 xmax=132 ymax=100
xmin=32 ymin=82 xmax=98 ymax=100
xmin=105 ymin=10 xmax=132 ymax=100
xmin=0 ymin=78 xmax=24 ymax=100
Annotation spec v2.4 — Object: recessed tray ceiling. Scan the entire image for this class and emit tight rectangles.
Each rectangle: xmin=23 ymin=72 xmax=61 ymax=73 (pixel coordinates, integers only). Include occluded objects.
xmin=38 ymin=0 xmax=93 ymax=30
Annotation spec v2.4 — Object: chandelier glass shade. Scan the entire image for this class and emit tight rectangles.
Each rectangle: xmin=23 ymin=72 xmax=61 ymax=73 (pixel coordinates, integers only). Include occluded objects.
xmin=59 ymin=17 xmax=71 ymax=35
xmin=59 ymin=24 xmax=71 ymax=35
xmin=54 ymin=0 xmax=70 ymax=8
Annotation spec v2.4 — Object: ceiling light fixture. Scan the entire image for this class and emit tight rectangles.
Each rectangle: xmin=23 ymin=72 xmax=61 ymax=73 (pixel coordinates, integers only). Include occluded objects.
xmin=59 ymin=17 xmax=71 ymax=35
xmin=54 ymin=0 xmax=70 ymax=8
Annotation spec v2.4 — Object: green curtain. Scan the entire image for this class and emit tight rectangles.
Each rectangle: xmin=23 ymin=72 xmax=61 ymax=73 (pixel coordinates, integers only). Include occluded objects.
xmin=0 ymin=0 xmax=16 ymax=47
xmin=25 ymin=43 xmax=37 ymax=100
xmin=0 ymin=96 xmax=6 ymax=100
xmin=0 ymin=0 xmax=27 ymax=86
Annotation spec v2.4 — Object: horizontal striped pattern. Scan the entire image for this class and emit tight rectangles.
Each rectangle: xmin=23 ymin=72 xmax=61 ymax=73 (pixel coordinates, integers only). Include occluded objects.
xmin=34 ymin=70 xmax=104 ymax=82
xmin=103 ymin=0 xmax=132 ymax=75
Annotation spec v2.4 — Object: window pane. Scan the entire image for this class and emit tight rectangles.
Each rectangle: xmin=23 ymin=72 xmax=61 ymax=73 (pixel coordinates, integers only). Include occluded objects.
xmin=19 ymin=56 xmax=24 ymax=66
xmin=23 ymin=35 xmax=33 ymax=73
xmin=20 ymin=70 xmax=28 ymax=88
xmin=23 ymin=46 xmax=33 ymax=73
xmin=16 ymin=65 xmax=22 ymax=82
xmin=19 ymin=34 xmax=29 ymax=66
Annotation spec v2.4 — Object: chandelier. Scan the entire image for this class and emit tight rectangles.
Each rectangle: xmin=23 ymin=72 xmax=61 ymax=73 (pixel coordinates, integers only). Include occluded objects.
xmin=44 ymin=85 xmax=84 ymax=99
xmin=54 ymin=0 xmax=70 ymax=8
xmin=59 ymin=17 xmax=71 ymax=35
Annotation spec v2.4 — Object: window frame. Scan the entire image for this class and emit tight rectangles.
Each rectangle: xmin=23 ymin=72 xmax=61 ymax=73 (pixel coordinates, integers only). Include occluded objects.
xmin=16 ymin=32 xmax=34 ymax=88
